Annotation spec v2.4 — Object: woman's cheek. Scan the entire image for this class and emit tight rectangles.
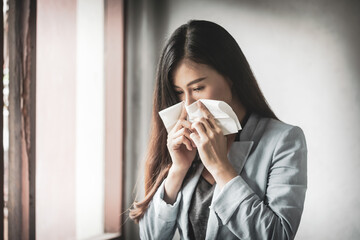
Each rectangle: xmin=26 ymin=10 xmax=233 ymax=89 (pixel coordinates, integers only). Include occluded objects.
xmin=201 ymin=88 xmax=218 ymax=99
xmin=208 ymin=89 xmax=228 ymax=101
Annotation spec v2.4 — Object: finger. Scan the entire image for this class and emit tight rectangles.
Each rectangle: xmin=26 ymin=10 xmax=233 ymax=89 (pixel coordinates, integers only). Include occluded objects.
xmin=191 ymin=132 xmax=197 ymax=147
xmin=173 ymin=128 xmax=197 ymax=148
xmin=172 ymin=135 xmax=193 ymax=151
xmin=172 ymin=127 xmax=192 ymax=140
xmin=207 ymin=118 xmax=222 ymax=133
xmin=197 ymin=101 xmax=215 ymax=120
xmin=196 ymin=117 xmax=214 ymax=138
xmin=189 ymin=132 xmax=200 ymax=146
xmin=171 ymin=119 xmax=192 ymax=133
xmin=191 ymin=121 xmax=208 ymax=139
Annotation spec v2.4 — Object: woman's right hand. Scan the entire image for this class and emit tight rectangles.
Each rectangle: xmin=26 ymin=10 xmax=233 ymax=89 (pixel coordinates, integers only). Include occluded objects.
xmin=167 ymin=103 xmax=197 ymax=172
xmin=164 ymin=103 xmax=197 ymax=204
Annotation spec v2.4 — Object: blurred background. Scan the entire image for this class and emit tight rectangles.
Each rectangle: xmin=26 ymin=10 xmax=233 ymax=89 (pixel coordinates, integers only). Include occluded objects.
xmin=2 ymin=0 xmax=360 ymax=239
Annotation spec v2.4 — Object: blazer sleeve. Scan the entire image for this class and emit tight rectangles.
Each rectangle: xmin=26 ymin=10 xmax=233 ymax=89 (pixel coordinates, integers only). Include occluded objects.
xmin=139 ymin=178 xmax=181 ymax=240
xmin=209 ymin=126 xmax=307 ymax=240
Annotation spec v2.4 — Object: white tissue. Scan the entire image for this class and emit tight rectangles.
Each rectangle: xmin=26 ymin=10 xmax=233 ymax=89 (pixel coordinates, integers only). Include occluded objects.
xmin=158 ymin=99 xmax=241 ymax=135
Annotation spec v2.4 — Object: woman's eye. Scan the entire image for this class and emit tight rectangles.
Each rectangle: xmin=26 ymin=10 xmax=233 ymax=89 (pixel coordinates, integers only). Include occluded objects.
xmin=193 ymin=86 xmax=204 ymax=92
xmin=175 ymin=91 xmax=183 ymax=95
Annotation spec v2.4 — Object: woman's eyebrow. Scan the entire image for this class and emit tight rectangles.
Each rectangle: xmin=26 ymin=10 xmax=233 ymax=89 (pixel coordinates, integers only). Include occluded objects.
xmin=174 ymin=77 xmax=207 ymax=88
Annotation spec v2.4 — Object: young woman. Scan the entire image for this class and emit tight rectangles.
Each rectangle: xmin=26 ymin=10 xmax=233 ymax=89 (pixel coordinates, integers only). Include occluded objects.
xmin=130 ymin=20 xmax=307 ymax=240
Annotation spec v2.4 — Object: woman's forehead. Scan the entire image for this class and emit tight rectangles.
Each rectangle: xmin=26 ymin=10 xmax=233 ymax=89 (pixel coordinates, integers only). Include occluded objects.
xmin=173 ymin=60 xmax=215 ymax=85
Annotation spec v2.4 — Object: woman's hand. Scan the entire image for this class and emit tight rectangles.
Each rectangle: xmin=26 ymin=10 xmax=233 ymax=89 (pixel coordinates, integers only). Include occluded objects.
xmin=189 ymin=101 xmax=237 ymax=188
xmin=165 ymin=103 xmax=197 ymax=204
xmin=167 ymin=102 xmax=197 ymax=173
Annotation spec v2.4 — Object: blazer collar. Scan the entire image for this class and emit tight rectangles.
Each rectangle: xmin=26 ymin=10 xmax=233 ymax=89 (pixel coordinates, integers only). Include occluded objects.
xmin=228 ymin=112 xmax=260 ymax=173
xmin=240 ymin=111 xmax=261 ymax=142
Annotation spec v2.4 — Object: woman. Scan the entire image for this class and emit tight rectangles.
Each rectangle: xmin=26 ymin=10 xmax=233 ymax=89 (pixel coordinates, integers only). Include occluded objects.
xmin=130 ymin=20 xmax=307 ymax=240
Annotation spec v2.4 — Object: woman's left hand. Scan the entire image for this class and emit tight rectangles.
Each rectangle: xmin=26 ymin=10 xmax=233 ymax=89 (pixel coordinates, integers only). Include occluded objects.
xmin=189 ymin=101 xmax=238 ymax=188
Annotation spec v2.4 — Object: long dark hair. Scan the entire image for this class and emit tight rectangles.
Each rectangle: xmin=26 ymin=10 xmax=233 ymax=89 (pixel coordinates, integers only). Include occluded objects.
xmin=130 ymin=20 xmax=278 ymax=223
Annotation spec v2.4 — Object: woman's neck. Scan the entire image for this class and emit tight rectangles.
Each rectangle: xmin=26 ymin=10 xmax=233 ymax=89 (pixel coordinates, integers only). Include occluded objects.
xmin=226 ymin=99 xmax=247 ymax=151
xmin=226 ymin=134 xmax=237 ymax=152
xmin=230 ymin=98 xmax=247 ymax=128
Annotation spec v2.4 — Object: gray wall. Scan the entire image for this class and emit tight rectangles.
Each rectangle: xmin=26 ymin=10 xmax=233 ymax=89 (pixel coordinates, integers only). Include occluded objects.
xmin=124 ymin=0 xmax=360 ymax=239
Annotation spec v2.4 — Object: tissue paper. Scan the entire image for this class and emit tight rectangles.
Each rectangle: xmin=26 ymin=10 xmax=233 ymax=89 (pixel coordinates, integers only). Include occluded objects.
xmin=158 ymin=99 xmax=241 ymax=135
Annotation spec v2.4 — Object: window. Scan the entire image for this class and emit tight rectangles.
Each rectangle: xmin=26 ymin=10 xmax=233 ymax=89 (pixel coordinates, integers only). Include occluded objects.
xmin=4 ymin=0 xmax=125 ymax=239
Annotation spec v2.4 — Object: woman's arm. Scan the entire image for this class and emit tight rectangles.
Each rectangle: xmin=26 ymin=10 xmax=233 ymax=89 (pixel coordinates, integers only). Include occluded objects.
xmin=140 ymin=103 xmax=197 ymax=239
xmin=139 ymin=173 xmax=183 ymax=240
xmin=210 ymin=126 xmax=307 ymax=239
xmin=164 ymin=166 xmax=188 ymax=204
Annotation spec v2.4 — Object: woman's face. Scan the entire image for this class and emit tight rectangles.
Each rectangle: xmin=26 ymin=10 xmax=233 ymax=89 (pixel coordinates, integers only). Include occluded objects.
xmin=172 ymin=59 xmax=234 ymax=106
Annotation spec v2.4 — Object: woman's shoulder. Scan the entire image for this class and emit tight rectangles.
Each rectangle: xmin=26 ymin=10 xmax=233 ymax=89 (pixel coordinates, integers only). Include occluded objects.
xmin=252 ymin=114 xmax=307 ymax=164
xmin=255 ymin=114 xmax=306 ymax=143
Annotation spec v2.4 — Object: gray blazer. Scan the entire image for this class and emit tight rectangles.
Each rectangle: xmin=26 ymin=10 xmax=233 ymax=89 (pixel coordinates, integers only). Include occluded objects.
xmin=139 ymin=112 xmax=307 ymax=240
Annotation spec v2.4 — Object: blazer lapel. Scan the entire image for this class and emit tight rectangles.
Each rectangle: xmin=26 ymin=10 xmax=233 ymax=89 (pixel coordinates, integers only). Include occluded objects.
xmin=228 ymin=141 xmax=254 ymax=174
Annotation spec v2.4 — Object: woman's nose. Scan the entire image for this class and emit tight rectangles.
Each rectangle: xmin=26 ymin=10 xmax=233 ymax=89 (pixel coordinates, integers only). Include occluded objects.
xmin=185 ymin=94 xmax=196 ymax=106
